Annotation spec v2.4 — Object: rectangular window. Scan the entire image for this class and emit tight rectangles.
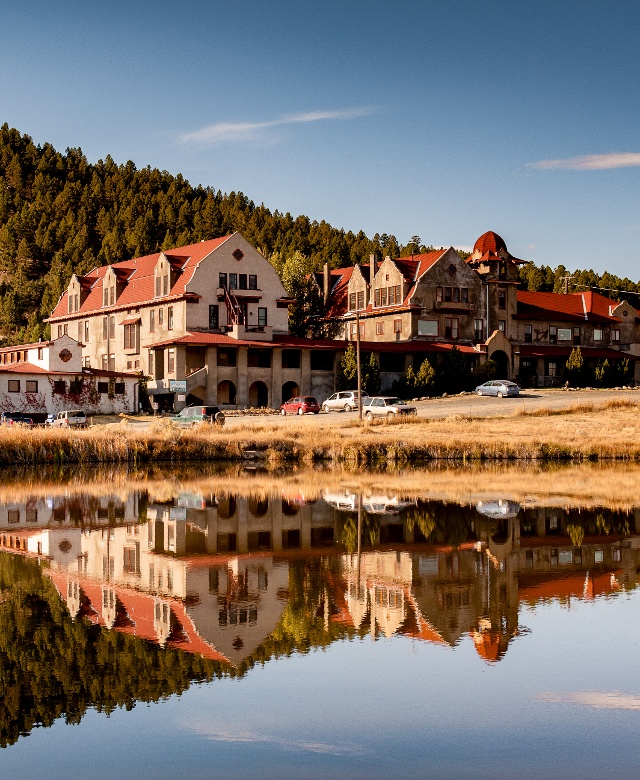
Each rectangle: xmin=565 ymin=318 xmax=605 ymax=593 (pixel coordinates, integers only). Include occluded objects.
xmin=394 ymin=319 xmax=402 ymax=334
xmin=124 ymin=324 xmax=136 ymax=350
xmin=102 ymin=317 xmax=108 ymax=340
xmin=461 ymin=288 xmax=469 ymax=303
xmin=498 ymin=320 xmax=506 ymax=332
xmin=84 ymin=320 xmax=90 ymax=343
xmin=108 ymin=354 xmax=115 ymax=372
xmin=453 ymin=287 xmax=460 ymax=303
xmin=149 ymin=309 xmax=155 ymax=333
xmin=474 ymin=319 xmax=484 ymax=341
xmin=83 ymin=357 xmax=91 ymax=368
xmin=158 ymin=308 xmax=164 ymax=325
xmin=376 ymin=321 xmax=385 ymax=335
xmin=38 ymin=347 xmax=43 ymax=360
xmin=349 ymin=322 xmax=357 ymax=340
xmin=98 ymin=381 xmax=109 ymax=394
xmin=356 ymin=291 xmax=364 ymax=310
xmin=162 ymin=275 xmax=168 ymax=296
xmin=148 ymin=350 xmax=154 ymax=376
xmin=549 ymin=325 xmax=557 ymax=344
xmin=109 ymin=286 xmax=115 ymax=306
xmin=248 ymin=349 xmax=272 ymax=368
xmin=229 ymin=273 xmax=238 ymax=289
xmin=104 ymin=286 xmax=110 ymax=306
xmin=380 ymin=288 xmax=387 ymax=306
xmin=115 ymin=382 xmax=125 ymax=394
xmin=593 ymin=327 xmax=603 ymax=341
xmin=498 ymin=289 xmax=506 ymax=309
xmin=155 ymin=276 xmax=161 ymax=297
xmin=524 ymin=324 xmax=532 ymax=342
xmin=436 ymin=287 xmax=443 ymax=302
xmin=558 ymin=328 xmax=572 ymax=341
xmin=374 ymin=289 xmax=381 ymax=307
xmin=101 ymin=355 xmax=108 ymax=371
xmin=26 ymin=380 xmax=38 ymax=393
xmin=57 ymin=325 xmax=62 ymax=338
xmin=248 ymin=274 xmax=257 ymax=290
xmin=611 ymin=329 xmax=620 ymax=342
xmin=53 ymin=380 xmax=66 ymax=394
xmin=573 ymin=326 xmax=581 ymax=345
xmin=444 ymin=287 xmax=452 ymax=302
xmin=217 ymin=348 xmax=237 ymax=367
xmin=77 ymin=321 xmax=82 ymax=342
xmin=63 ymin=324 xmax=68 ymax=336
xmin=239 ymin=274 xmax=247 ymax=290
xmin=444 ymin=318 xmax=459 ymax=339
xmin=418 ymin=320 xmax=438 ymax=336
xmin=8 ymin=380 xmax=20 ymax=393
xmin=310 ymin=350 xmax=335 ymax=371
xmin=258 ymin=307 xmax=267 ymax=327
xmin=359 ymin=322 xmax=365 ymax=339
xmin=349 ymin=292 xmax=356 ymax=311
xmin=167 ymin=349 xmax=175 ymax=374
xmin=167 ymin=306 xmax=173 ymax=330
xmin=547 ymin=361 xmax=557 ymax=377
xmin=219 ymin=272 xmax=227 ymax=289
xmin=395 ymin=285 xmax=401 ymax=304
xmin=281 ymin=349 xmax=301 ymax=369
xmin=209 ymin=305 xmax=219 ymax=329
xmin=109 ymin=316 xmax=115 ymax=339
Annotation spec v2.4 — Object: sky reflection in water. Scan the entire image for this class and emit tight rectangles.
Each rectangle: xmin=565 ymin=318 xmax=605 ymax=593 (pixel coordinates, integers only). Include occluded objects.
xmin=0 ymin=464 xmax=638 ymax=779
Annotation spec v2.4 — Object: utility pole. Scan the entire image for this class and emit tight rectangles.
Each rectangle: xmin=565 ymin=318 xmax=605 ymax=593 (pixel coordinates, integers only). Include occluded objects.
xmin=356 ymin=310 xmax=362 ymax=420
xmin=560 ymin=275 xmax=574 ymax=294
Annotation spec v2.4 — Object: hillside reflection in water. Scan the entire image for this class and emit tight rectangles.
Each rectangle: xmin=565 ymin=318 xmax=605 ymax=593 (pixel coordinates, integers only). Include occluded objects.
xmin=0 ymin=463 xmax=639 ymax=778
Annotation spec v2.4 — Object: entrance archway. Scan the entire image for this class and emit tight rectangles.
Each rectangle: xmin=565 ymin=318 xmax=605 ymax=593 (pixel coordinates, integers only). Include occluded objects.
xmin=490 ymin=350 xmax=509 ymax=379
xmin=217 ymin=380 xmax=236 ymax=405
xmin=282 ymin=381 xmax=300 ymax=403
xmin=249 ymin=381 xmax=269 ymax=408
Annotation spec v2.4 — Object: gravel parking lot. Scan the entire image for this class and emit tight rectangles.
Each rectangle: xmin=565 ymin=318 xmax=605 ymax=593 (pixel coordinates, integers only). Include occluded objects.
xmin=108 ymin=387 xmax=640 ymax=430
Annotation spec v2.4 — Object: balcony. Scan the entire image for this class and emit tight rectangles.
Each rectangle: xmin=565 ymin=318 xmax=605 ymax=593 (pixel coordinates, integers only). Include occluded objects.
xmin=227 ymin=324 xmax=273 ymax=341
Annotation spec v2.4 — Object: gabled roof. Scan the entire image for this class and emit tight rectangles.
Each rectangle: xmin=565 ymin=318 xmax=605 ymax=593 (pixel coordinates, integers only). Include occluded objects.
xmin=49 ymin=236 xmax=233 ymax=321
xmin=516 ymin=290 xmax=634 ymax=323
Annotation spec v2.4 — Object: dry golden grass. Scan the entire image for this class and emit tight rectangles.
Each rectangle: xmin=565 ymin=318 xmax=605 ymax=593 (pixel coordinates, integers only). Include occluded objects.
xmin=1 ymin=397 xmax=640 ymax=467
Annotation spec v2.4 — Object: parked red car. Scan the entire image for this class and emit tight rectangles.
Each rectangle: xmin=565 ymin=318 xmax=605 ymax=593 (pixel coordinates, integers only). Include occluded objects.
xmin=280 ymin=396 xmax=320 ymax=415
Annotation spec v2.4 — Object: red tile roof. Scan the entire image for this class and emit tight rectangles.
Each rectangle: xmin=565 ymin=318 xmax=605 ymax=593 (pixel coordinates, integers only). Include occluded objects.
xmin=474 ymin=230 xmax=507 ymax=256
xmin=48 ymin=236 xmax=233 ymax=321
xmin=152 ymin=331 xmax=479 ymax=355
xmin=516 ymin=290 xmax=634 ymax=323
xmin=0 ymin=363 xmax=135 ymax=377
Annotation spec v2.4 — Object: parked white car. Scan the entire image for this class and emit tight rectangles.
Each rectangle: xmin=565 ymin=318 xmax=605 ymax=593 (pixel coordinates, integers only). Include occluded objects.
xmin=50 ymin=409 xmax=88 ymax=428
xmin=322 ymin=391 xmax=369 ymax=413
xmin=364 ymin=397 xmax=417 ymax=419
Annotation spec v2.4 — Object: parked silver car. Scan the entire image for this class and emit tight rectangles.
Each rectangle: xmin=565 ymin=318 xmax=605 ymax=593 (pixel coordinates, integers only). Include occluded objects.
xmin=475 ymin=380 xmax=520 ymax=397
xmin=364 ymin=397 xmax=417 ymax=419
xmin=322 ymin=391 xmax=369 ymax=413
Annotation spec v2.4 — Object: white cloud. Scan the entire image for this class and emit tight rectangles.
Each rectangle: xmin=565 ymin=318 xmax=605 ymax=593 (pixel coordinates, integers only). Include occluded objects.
xmin=184 ymin=721 xmax=365 ymax=756
xmin=181 ymin=107 xmax=374 ymax=145
xmin=538 ymin=690 xmax=640 ymax=710
xmin=528 ymin=153 xmax=640 ymax=171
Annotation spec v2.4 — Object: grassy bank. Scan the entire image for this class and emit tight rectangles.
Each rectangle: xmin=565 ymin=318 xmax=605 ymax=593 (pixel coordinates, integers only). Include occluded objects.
xmin=1 ymin=398 xmax=640 ymax=465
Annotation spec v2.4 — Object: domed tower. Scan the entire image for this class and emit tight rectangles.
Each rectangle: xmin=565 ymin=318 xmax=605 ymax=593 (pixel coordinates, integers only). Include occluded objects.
xmin=467 ymin=231 xmax=525 ymax=348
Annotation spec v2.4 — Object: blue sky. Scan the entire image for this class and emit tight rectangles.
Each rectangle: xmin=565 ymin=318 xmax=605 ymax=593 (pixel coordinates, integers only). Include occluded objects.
xmin=1 ymin=1 xmax=639 ymax=277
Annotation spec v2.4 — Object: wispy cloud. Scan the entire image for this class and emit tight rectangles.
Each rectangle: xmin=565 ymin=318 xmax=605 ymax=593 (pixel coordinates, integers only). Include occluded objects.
xmin=538 ymin=691 xmax=640 ymax=710
xmin=184 ymin=722 xmax=365 ymax=756
xmin=528 ymin=152 xmax=640 ymax=171
xmin=181 ymin=107 xmax=374 ymax=145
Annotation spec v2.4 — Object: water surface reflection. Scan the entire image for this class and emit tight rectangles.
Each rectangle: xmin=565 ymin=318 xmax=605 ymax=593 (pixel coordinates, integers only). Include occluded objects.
xmin=0 ymin=464 xmax=639 ymax=775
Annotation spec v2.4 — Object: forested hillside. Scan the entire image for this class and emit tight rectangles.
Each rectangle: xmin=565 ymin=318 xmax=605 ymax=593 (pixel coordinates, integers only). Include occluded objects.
xmin=1 ymin=123 xmax=639 ymax=345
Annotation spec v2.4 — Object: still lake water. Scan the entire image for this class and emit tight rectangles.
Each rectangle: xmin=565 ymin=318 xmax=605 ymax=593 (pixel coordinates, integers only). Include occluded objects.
xmin=0 ymin=463 xmax=638 ymax=779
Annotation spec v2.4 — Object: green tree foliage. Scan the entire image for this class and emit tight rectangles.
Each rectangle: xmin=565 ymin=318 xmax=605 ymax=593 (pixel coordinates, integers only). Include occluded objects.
xmin=336 ymin=343 xmax=357 ymax=390
xmin=564 ymin=347 xmax=585 ymax=387
xmin=361 ymin=352 xmax=381 ymax=395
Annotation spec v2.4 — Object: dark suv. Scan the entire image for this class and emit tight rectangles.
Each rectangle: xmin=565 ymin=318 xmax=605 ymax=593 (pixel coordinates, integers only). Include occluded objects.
xmin=0 ymin=412 xmax=34 ymax=426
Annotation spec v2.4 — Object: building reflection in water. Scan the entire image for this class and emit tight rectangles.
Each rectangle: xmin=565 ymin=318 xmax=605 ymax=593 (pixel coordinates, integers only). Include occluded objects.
xmin=0 ymin=484 xmax=638 ymax=669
